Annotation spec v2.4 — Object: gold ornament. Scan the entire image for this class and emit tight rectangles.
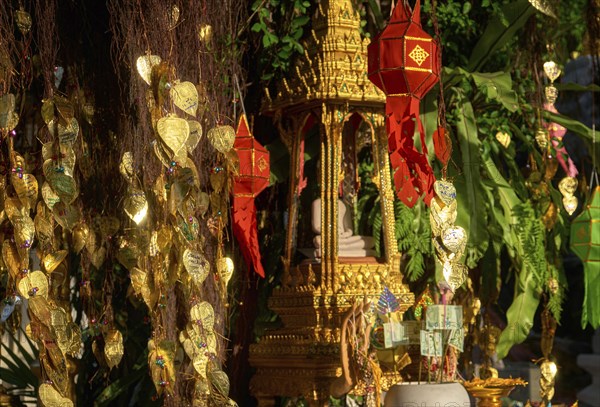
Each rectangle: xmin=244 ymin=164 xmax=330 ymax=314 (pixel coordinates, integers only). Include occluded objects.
xmin=43 ymin=251 xmax=68 ymax=274
xmin=187 ymin=120 xmax=203 ymax=153
xmin=535 ymin=128 xmax=549 ymax=149
xmin=124 ymin=188 xmax=149 ymax=224
xmin=433 ymin=180 xmax=457 ymax=205
xmin=104 ymin=329 xmax=124 ymax=369
xmin=198 ymin=25 xmax=213 ymax=44
xmin=190 ymin=302 xmax=215 ymax=333
xmin=136 ymin=55 xmax=162 ymax=86
xmin=72 ymin=222 xmax=90 ymax=254
xmin=543 ymin=61 xmax=561 ymax=82
xmin=156 ymin=115 xmax=190 ymax=160
xmin=38 ymin=383 xmax=73 ymax=407
xmin=119 ymin=151 xmax=134 ymax=181
xmin=12 ymin=173 xmax=38 ymax=212
xmin=183 ymin=249 xmax=210 ymax=288
xmin=18 ymin=270 xmax=48 ymax=299
xmin=495 ymin=131 xmax=511 ymax=148
xmin=168 ymin=4 xmax=180 ymax=29
xmin=42 ymin=182 xmax=61 ymax=210
xmin=52 ymin=202 xmax=81 ymax=230
xmin=170 ymin=81 xmax=199 ymax=117
xmin=207 ymin=125 xmax=235 ymax=153
xmin=562 ymin=195 xmax=578 ymax=215
xmin=0 ymin=93 xmax=16 ymax=129
xmin=558 ymin=176 xmax=578 ymax=196
xmin=216 ymin=256 xmax=234 ymax=287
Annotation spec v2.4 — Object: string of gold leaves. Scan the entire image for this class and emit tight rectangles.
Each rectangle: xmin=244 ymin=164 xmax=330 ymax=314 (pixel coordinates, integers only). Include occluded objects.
xmin=0 ymin=8 xmax=82 ymax=406
xmin=124 ymin=51 xmax=236 ymax=405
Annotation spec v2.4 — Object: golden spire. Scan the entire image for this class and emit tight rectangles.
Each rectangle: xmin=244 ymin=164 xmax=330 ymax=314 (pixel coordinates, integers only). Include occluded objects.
xmin=264 ymin=0 xmax=384 ymax=111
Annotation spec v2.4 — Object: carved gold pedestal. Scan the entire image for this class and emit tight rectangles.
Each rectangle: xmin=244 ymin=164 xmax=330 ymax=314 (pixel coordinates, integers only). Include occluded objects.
xmin=250 ymin=261 xmax=413 ymax=406
xmin=463 ymin=378 xmax=527 ymax=407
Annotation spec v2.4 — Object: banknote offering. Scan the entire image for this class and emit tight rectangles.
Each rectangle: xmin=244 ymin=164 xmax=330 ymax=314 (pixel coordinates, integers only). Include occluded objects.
xmin=425 ymin=305 xmax=463 ymax=330
xmin=420 ymin=330 xmax=443 ymax=357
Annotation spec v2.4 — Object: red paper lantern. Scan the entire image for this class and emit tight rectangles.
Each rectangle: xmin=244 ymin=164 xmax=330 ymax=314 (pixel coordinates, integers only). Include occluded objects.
xmin=368 ymin=0 xmax=440 ymax=207
xmin=232 ymin=114 xmax=270 ymax=277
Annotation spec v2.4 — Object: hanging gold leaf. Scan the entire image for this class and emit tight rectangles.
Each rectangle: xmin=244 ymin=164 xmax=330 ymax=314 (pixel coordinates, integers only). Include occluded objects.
xmin=47 ymin=118 xmax=80 ymax=146
xmin=104 ymin=329 xmax=124 ymax=369
xmin=131 ymin=267 xmax=157 ymax=309
xmin=91 ymin=246 xmax=107 ymax=269
xmin=187 ymin=120 xmax=203 ymax=153
xmin=495 ymin=131 xmax=511 ymax=148
xmin=542 ymin=60 xmax=561 ymax=82
xmin=35 ymin=208 xmax=55 ymax=247
xmin=18 ymin=270 xmax=48 ymax=299
xmin=50 ymin=307 xmax=78 ymax=356
xmin=52 ymin=202 xmax=81 ymax=231
xmin=53 ymin=96 xmax=74 ymax=126
xmin=558 ymin=176 xmax=578 ymax=197
xmin=42 ymin=181 xmax=61 ymax=210
xmin=183 ymin=249 xmax=210 ymax=288
xmin=197 ymin=192 xmax=210 ymax=217
xmin=136 ymin=55 xmax=162 ymax=86
xmin=2 ymin=240 xmax=21 ymax=280
xmin=153 ymin=140 xmax=172 ymax=169
xmin=130 ymin=267 xmax=147 ymax=296
xmin=210 ymin=170 xmax=226 ymax=192
xmin=39 ymin=354 xmax=69 ymax=397
xmin=198 ymin=24 xmax=213 ymax=44
xmin=208 ymin=369 xmax=230 ymax=398
xmin=43 ymin=160 xmax=78 ymax=204
xmin=124 ymin=188 xmax=148 ymax=224
xmin=190 ymin=301 xmax=215 ymax=332
xmin=0 ymin=93 xmax=16 ymax=129
xmin=28 ymin=296 xmax=52 ymax=325
xmin=119 ymin=151 xmax=134 ymax=181
xmin=170 ymin=81 xmax=199 ymax=117
xmin=193 ymin=351 xmax=209 ymax=378
xmin=207 ymin=125 xmax=235 ymax=153
xmin=11 ymin=172 xmax=37 ymax=211
xmin=41 ymin=99 xmax=55 ymax=124
xmin=562 ymin=195 xmax=578 ymax=215
xmin=72 ymin=222 xmax=90 ymax=253
xmin=12 ymin=215 xmax=35 ymax=265
xmin=441 ymin=226 xmax=467 ymax=254
xmin=15 ymin=9 xmax=32 ymax=35
xmin=148 ymin=340 xmax=176 ymax=395
xmin=43 ymin=251 xmax=68 ymax=274
xmin=156 ymin=115 xmax=190 ymax=158
xmin=39 ymin=383 xmax=73 ymax=407
xmin=175 ymin=215 xmax=199 ymax=242
xmin=42 ymin=143 xmax=76 ymax=176
xmin=95 ymin=216 xmax=120 ymax=240
xmin=216 ymin=257 xmax=234 ymax=288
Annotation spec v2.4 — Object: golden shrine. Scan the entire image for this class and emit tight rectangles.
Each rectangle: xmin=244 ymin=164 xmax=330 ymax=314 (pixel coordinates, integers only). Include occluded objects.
xmin=249 ymin=0 xmax=414 ymax=404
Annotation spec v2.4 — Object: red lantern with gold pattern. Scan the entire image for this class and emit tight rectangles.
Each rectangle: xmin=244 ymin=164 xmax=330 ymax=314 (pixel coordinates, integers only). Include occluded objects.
xmin=368 ymin=0 xmax=440 ymax=207
xmin=232 ymin=114 xmax=270 ymax=277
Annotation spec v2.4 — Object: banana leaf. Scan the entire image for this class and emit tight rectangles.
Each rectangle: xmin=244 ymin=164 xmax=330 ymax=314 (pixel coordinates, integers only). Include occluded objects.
xmin=453 ymin=92 xmax=489 ymax=267
xmin=467 ymin=0 xmax=535 ymax=72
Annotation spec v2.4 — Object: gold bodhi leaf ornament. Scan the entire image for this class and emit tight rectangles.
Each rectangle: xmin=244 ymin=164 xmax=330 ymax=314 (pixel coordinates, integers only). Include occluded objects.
xmin=156 ymin=115 xmax=190 ymax=163
xmin=104 ymin=329 xmax=124 ymax=369
xmin=136 ymin=55 xmax=162 ymax=86
xmin=39 ymin=383 xmax=73 ymax=407
xmin=18 ymin=270 xmax=48 ymax=299
xmin=170 ymin=80 xmax=199 ymax=117
xmin=207 ymin=125 xmax=235 ymax=153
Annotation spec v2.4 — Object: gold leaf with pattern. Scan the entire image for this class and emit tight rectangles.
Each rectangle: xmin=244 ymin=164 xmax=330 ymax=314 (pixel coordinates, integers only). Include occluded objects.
xmin=136 ymin=55 xmax=162 ymax=86
xmin=52 ymin=202 xmax=81 ymax=231
xmin=124 ymin=188 xmax=148 ymax=225
xmin=2 ymin=240 xmax=21 ymax=279
xmin=28 ymin=296 xmax=52 ymax=325
xmin=72 ymin=222 xmax=90 ymax=254
xmin=35 ymin=208 xmax=55 ymax=247
xmin=183 ymin=249 xmax=210 ymax=288
xmin=187 ymin=120 xmax=203 ymax=153
xmin=41 ymin=99 xmax=55 ymax=124
xmin=156 ymin=115 xmax=190 ymax=158
xmin=11 ymin=173 xmax=38 ymax=212
xmin=42 ymin=181 xmax=61 ymax=210
xmin=558 ymin=176 xmax=578 ymax=197
xmin=38 ymin=383 xmax=73 ymax=407
xmin=216 ymin=257 xmax=234 ymax=288
xmin=17 ymin=270 xmax=48 ymax=299
xmin=190 ymin=301 xmax=215 ymax=332
xmin=208 ymin=369 xmax=230 ymax=397
xmin=12 ymin=215 xmax=35 ymax=265
xmin=104 ymin=329 xmax=124 ymax=369
xmin=168 ymin=4 xmax=180 ymax=29
xmin=198 ymin=24 xmax=213 ymax=44
xmin=43 ymin=160 xmax=78 ymax=204
xmin=47 ymin=118 xmax=80 ymax=146
xmin=53 ymin=96 xmax=74 ymax=126
xmin=207 ymin=125 xmax=235 ymax=153
xmin=43 ymin=250 xmax=68 ymax=274
xmin=170 ymin=81 xmax=199 ymax=117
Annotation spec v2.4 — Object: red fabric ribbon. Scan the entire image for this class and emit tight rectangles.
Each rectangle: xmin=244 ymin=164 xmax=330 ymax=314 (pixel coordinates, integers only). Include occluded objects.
xmin=387 ymin=96 xmax=435 ymax=207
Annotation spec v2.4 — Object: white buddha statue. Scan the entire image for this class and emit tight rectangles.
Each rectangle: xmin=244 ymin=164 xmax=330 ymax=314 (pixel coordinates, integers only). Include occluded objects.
xmin=312 ymin=198 xmax=376 ymax=258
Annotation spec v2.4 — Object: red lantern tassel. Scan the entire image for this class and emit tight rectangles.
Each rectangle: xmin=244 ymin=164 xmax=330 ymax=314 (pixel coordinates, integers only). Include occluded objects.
xmin=232 ymin=196 xmax=265 ymax=278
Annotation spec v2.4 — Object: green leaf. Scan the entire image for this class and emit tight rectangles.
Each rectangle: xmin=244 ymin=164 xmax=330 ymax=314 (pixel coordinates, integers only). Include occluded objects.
xmin=470 ymin=71 xmax=519 ymax=112
xmin=496 ymin=275 xmax=541 ymax=359
xmin=251 ymin=22 xmax=263 ymax=33
xmin=453 ymin=93 xmax=489 ymax=267
xmin=367 ymin=0 xmax=384 ymax=31
xmin=95 ymin=367 xmax=146 ymax=406
xmin=467 ymin=0 xmax=535 ymax=71
xmin=555 ymin=82 xmax=600 ymax=92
